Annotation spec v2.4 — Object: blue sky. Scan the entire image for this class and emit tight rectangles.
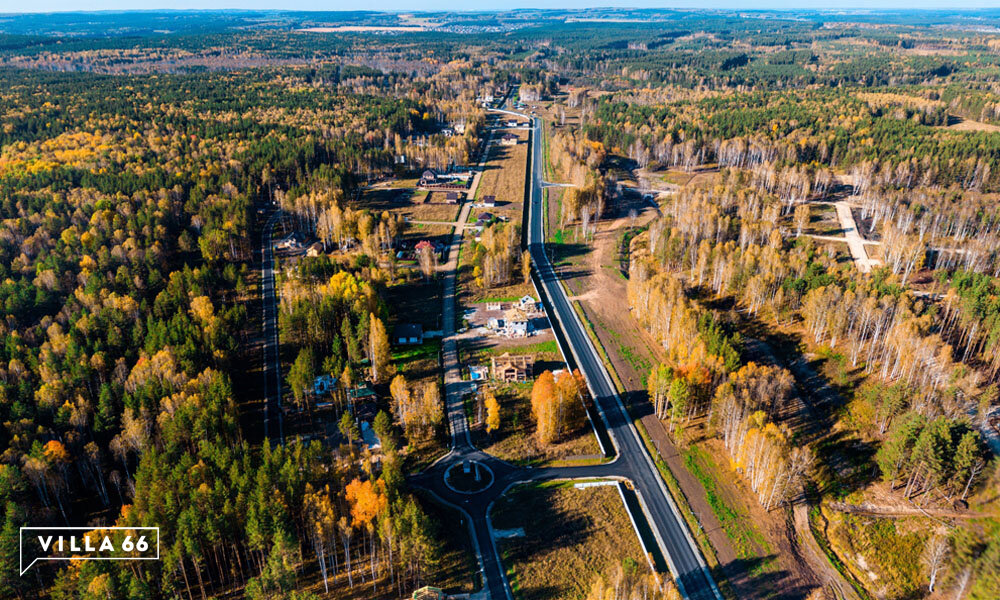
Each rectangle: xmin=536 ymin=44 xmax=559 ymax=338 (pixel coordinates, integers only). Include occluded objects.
xmin=4 ymin=1 xmax=1000 ymax=13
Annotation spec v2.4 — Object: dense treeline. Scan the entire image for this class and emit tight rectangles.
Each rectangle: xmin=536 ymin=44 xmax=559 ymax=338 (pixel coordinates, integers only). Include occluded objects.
xmin=0 ymin=57 xmax=486 ymax=600
xmin=626 ymin=171 xmax=993 ymax=512
xmin=584 ymin=89 xmax=1000 ymax=191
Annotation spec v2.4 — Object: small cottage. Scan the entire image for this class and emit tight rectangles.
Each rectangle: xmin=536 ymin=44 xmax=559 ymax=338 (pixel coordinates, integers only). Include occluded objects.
xmin=393 ymin=323 xmax=424 ymax=345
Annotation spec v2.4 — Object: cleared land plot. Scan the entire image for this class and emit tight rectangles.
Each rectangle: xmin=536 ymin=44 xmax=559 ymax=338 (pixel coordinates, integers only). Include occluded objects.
xmin=457 ymin=302 xmax=555 ymax=350
xmin=455 ymin=239 xmax=535 ymax=305
xmin=472 ymin=382 xmax=601 ymax=465
xmin=945 ymin=117 xmax=1000 ymax=133
xmin=385 ymin=279 xmax=441 ymax=331
xmin=802 ymin=203 xmax=842 ymax=236
xmin=823 ymin=507 xmax=927 ymax=600
xmin=359 ymin=188 xmax=460 ymax=223
xmin=491 ymin=482 xmax=647 ymax=600
xmin=475 ymin=128 xmax=528 ymax=222
xmin=401 ymin=223 xmax=453 ymax=245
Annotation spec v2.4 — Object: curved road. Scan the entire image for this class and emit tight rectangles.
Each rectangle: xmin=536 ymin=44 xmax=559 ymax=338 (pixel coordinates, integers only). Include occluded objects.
xmin=409 ymin=104 xmax=721 ymax=600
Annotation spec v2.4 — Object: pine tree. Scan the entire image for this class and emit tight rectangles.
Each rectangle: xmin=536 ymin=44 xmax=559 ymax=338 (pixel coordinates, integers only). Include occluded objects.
xmin=288 ymin=347 xmax=315 ymax=412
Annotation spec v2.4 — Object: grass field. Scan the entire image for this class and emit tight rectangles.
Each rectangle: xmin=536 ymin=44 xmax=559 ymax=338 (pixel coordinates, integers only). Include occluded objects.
xmin=474 ymin=382 xmax=601 ymax=465
xmin=360 ymin=187 xmax=461 ymax=223
xmin=491 ymin=482 xmax=647 ymax=600
xmin=476 ymin=129 xmax=528 ymax=222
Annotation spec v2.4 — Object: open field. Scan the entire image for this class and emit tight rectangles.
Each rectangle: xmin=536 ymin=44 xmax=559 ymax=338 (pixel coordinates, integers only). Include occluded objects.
xmin=491 ymin=482 xmax=647 ymax=600
xmin=945 ymin=117 xmax=1000 ymax=133
xmin=475 ymin=128 xmax=528 ymax=221
xmin=824 ymin=508 xmax=928 ymax=599
xmin=360 ymin=188 xmax=462 ymax=223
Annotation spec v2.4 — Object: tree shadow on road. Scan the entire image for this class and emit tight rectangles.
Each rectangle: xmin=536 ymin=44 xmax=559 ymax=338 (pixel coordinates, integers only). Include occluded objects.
xmin=717 ymin=555 xmax=820 ymax=600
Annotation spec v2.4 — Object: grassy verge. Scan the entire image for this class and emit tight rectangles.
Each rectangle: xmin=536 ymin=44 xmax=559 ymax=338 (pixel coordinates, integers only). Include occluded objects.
xmin=568 ymin=297 xmax=735 ymax=598
xmin=633 ymin=420 xmax=734 ymax=598
xmin=682 ymin=445 xmax=772 ymax=573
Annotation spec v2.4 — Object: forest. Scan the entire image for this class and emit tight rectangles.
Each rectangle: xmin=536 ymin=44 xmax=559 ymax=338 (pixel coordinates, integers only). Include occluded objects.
xmin=1 ymin=7 xmax=1000 ymax=600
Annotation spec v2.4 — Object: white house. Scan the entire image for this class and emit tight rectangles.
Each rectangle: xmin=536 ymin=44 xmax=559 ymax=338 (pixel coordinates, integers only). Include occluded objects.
xmin=505 ymin=308 xmax=531 ymax=337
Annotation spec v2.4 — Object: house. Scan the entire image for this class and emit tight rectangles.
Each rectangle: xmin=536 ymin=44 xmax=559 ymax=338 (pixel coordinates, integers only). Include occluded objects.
xmin=415 ymin=240 xmax=435 ymax=253
xmin=276 ymin=232 xmax=304 ymax=250
xmin=348 ymin=382 xmax=376 ymax=402
xmin=481 ymin=195 xmax=497 ymax=208
xmin=445 ymin=191 xmax=461 ymax=204
xmin=477 ymin=212 xmax=495 ymax=226
xmin=306 ymin=242 xmax=324 ymax=257
xmin=505 ymin=308 xmax=531 ymax=337
xmin=393 ymin=323 xmax=424 ymax=345
xmin=491 ymin=353 xmax=534 ymax=382
xmin=413 ymin=587 xmax=447 ymax=600
xmin=518 ymin=295 xmax=537 ymax=312
xmin=501 ymin=133 xmax=518 ymax=146
xmin=505 ymin=120 xmax=518 ymax=128
xmin=487 ymin=317 xmax=505 ymax=330
xmin=313 ymin=374 xmax=338 ymax=396
xmin=419 ymin=169 xmax=438 ymax=186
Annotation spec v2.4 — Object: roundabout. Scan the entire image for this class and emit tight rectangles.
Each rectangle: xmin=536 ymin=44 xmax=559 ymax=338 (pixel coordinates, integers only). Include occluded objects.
xmin=444 ymin=459 xmax=495 ymax=494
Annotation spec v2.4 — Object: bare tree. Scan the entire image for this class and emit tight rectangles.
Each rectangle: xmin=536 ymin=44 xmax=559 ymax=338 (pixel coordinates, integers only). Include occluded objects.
xmin=922 ymin=534 xmax=950 ymax=593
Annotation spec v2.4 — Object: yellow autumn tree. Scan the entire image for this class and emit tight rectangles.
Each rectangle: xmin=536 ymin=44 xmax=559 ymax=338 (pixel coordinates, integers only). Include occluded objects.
xmin=368 ymin=313 xmax=391 ymax=383
xmin=484 ymin=389 xmax=501 ymax=434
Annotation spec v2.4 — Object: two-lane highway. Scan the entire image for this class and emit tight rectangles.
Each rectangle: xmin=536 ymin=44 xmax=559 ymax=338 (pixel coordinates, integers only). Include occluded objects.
xmin=521 ymin=112 xmax=722 ymax=600
xmin=261 ymin=210 xmax=284 ymax=445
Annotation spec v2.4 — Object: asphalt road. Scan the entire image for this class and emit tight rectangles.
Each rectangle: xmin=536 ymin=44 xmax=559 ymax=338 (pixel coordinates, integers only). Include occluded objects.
xmin=251 ymin=97 xmax=718 ymax=598
xmin=410 ymin=99 xmax=721 ymax=600
xmin=261 ymin=210 xmax=284 ymax=445
xmin=519 ymin=111 xmax=722 ymax=600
